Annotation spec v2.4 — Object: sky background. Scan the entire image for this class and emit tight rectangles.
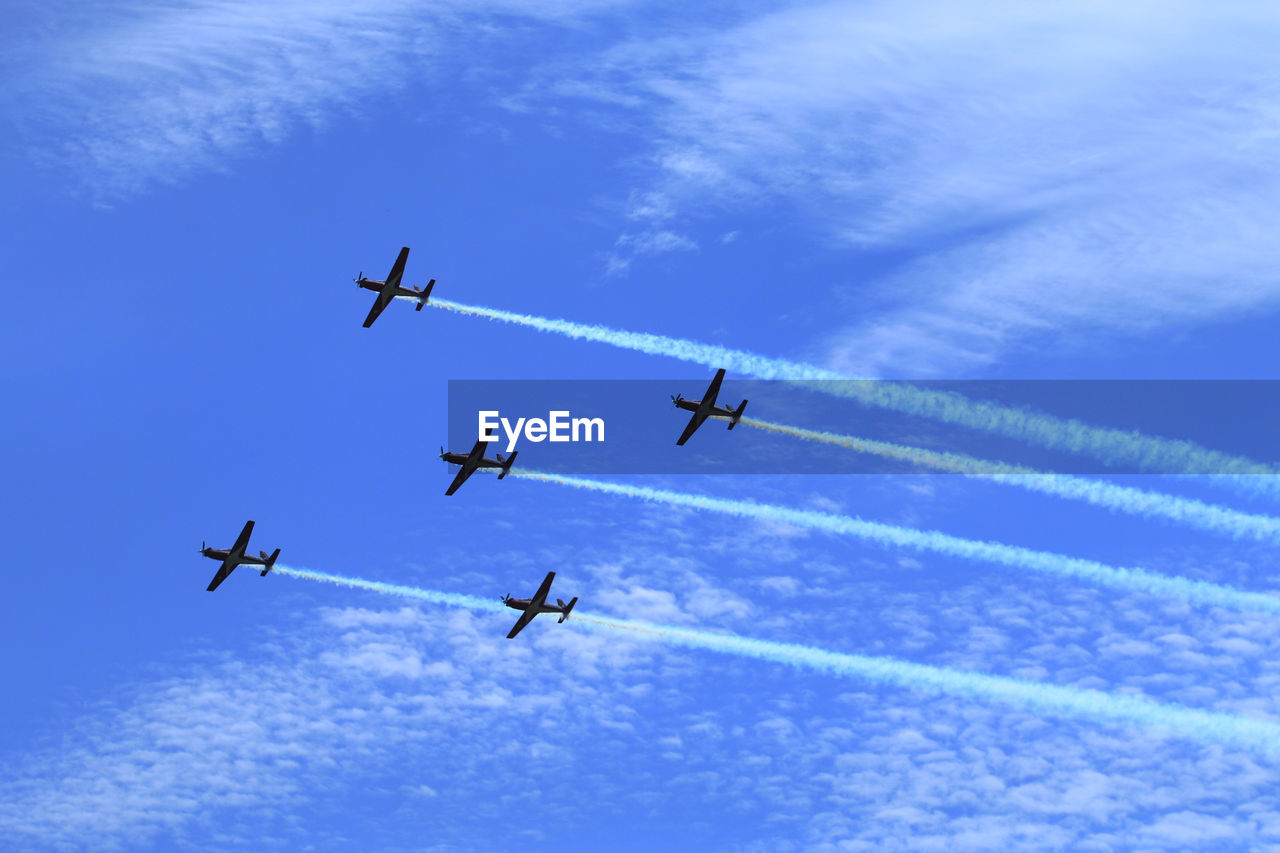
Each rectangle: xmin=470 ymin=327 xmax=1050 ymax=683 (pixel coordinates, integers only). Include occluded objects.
xmin=3 ymin=1 xmax=1280 ymax=850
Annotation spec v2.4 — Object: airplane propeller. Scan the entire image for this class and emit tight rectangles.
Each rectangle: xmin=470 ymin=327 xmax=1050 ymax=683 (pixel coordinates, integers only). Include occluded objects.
xmin=353 ymin=271 xmax=364 ymax=284
xmin=671 ymin=393 xmax=682 ymax=403
xmin=199 ymin=540 xmax=206 ymax=553
xmin=501 ymin=593 xmax=511 ymax=604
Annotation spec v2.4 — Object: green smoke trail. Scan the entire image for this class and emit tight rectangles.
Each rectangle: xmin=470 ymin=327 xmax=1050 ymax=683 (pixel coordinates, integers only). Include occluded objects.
xmin=273 ymin=564 xmax=1280 ymax=757
xmin=425 ymin=298 xmax=1279 ymax=488
xmin=741 ymin=417 xmax=1280 ymax=544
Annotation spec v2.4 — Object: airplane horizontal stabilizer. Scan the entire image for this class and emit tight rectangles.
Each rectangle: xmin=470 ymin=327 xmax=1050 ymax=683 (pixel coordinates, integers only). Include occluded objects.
xmin=415 ymin=279 xmax=436 ymax=311
xmin=558 ymin=597 xmax=578 ymax=623
xmin=728 ymin=399 xmax=748 ymax=429
xmin=260 ymin=548 xmax=281 ymax=576
xmin=498 ymin=450 xmax=518 ymax=478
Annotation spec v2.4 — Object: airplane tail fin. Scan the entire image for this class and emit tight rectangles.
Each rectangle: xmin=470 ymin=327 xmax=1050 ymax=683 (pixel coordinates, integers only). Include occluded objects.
xmin=414 ymin=279 xmax=436 ymax=311
xmin=558 ymin=597 xmax=578 ymax=623
xmin=260 ymin=548 xmax=281 ymax=576
xmin=728 ymin=399 xmax=748 ymax=429
xmin=498 ymin=450 xmax=518 ymax=479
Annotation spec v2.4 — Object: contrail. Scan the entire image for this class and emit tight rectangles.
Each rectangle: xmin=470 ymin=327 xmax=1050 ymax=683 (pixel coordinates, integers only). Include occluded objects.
xmin=742 ymin=417 xmax=1280 ymax=545
xmin=276 ymin=564 xmax=506 ymax=612
xmin=425 ymin=298 xmax=1279 ymax=486
xmin=509 ymin=470 xmax=1280 ymax=616
xmin=272 ymin=564 xmax=1280 ymax=757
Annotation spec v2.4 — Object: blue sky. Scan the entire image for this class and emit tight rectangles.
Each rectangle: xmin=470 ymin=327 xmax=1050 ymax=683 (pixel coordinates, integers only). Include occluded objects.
xmin=4 ymin=1 xmax=1280 ymax=849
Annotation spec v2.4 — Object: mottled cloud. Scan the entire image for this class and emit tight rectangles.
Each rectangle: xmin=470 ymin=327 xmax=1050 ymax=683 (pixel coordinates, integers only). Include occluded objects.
xmin=6 ymin=0 xmax=622 ymax=198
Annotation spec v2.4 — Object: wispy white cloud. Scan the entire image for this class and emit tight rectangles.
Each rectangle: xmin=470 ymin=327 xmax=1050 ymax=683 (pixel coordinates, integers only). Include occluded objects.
xmin=526 ymin=0 xmax=1280 ymax=373
xmin=606 ymin=227 xmax=698 ymax=276
xmin=18 ymin=0 xmax=1280 ymax=366
xmin=8 ymin=0 xmax=621 ymax=198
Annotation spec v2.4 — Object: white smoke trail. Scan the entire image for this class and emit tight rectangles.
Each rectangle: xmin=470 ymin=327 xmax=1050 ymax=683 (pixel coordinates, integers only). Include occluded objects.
xmin=508 ymin=470 xmax=1280 ymax=616
xmin=275 ymin=564 xmax=506 ymax=614
xmin=426 ymin=298 xmax=1279 ymax=487
xmin=272 ymin=564 xmax=1280 ymax=757
xmin=742 ymin=417 xmax=1280 ymax=544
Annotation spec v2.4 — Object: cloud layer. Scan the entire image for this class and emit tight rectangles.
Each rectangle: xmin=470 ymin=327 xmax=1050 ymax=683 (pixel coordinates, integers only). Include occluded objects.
xmin=530 ymin=0 xmax=1280 ymax=372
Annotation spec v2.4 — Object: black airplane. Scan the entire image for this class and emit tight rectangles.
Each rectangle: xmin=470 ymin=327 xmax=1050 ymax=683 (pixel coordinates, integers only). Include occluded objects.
xmin=502 ymin=571 xmax=578 ymax=639
xmin=672 ymin=368 xmax=748 ymax=445
xmin=355 ymin=246 xmax=436 ymax=327
xmin=440 ymin=439 xmax=518 ymax=495
xmin=199 ymin=520 xmax=280 ymax=592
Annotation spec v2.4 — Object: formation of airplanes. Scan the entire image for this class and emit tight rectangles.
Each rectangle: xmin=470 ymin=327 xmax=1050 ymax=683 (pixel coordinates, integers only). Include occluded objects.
xmin=199 ymin=246 xmax=751 ymax=638
xmin=199 ymin=519 xmax=579 ymax=640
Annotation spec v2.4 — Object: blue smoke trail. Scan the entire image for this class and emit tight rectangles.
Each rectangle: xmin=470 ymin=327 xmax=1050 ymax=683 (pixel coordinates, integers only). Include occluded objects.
xmin=273 ymin=564 xmax=1280 ymax=757
xmin=427 ymin=298 xmax=1279 ymax=488
xmin=509 ymin=470 xmax=1280 ymax=616
xmin=742 ymin=417 xmax=1280 ymax=544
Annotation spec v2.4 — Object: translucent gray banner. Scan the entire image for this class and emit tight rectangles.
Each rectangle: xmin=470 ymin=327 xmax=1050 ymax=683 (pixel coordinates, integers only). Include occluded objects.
xmin=445 ymin=379 xmax=1280 ymax=476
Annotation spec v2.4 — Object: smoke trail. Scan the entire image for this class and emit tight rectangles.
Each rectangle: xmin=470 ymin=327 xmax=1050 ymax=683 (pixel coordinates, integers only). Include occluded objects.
xmin=742 ymin=417 xmax=1280 ymax=544
xmin=426 ymin=298 xmax=1279 ymax=487
xmin=275 ymin=564 xmax=506 ymax=614
xmin=273 ymin=564 xmax=1280 ymax=757
xmin=509 ymin=470 xmax=1280 ymax=616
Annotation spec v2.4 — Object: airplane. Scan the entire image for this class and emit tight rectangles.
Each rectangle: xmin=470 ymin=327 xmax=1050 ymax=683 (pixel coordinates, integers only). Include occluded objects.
xmin=355 ymin=246 xmax=436 ymax=327
xmin=671 ymin=368 xmax=748 ymax=446
xmin=502 ymin=571 xmax=578 ymax=639
xmin=198 ymin=520 xmax=280 ymax=592
xmin=440 ymin=439 xmax=518 ymax=495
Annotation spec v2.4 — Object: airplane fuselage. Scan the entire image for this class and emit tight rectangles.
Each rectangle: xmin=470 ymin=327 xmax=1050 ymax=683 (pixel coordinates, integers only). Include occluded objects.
xmin=358 ymin=278 xmax=423 ymax=299
xmin=200 ymin=546 xmax=266 ymax=567
xmin=503 ymin=597 xmax=564 ymax=614
xmin=440 ymin=452 xmax=505 ymax=468
xmin=674 ymin=397 xmax=738 ymax=419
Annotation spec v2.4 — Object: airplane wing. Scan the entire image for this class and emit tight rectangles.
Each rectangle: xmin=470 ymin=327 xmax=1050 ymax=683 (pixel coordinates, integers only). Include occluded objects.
xmin=676 ymin=411 xmax=708 ymax=446
xmin=468 ymin=439 xmax=488 ymax=463
xmin=445 ymin=464 xmax=475 ymax=496
xmin=362 ymin=290 xmax=394 ymax=328
xmin=385 ymin=246 xmax=410 ymax=289
xmin=530 ymin=571 xmax=556 ymax=608
xmin=231 ymin=520 xmax=254 ymax=557
xmin=703 ymin=368 xmax=726 ymax=406
xmin=506 ymin=607 xmax=538 ymax=639
xmin=206 ymin=558 xmax=236 ymax=592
